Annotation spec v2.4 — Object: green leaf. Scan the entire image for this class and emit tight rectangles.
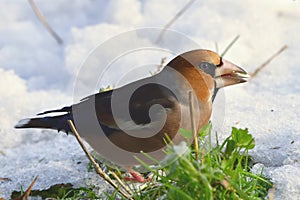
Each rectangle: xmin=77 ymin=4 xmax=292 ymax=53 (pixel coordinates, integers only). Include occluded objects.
xmin=224 ymin=139 xmax=236 ymax=156
xmin=231 ymin=127 xmax=255 ymax=149
xmin=199 ymin=122 xmax=212 ymax=138
xmin=104 ymin=125 xmax=271 ymax=200
xmin=179 ymin=128 xmax=193 ymax=139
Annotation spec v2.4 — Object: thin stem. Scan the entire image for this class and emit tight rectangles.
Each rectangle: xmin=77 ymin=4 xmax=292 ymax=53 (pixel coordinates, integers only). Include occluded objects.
xmin=28 ymin=0 xmax=63 ymax=44
xmin=14 ymin=176 xmax=38 ymax=200
xmin=111 ymin=171 xmax=133 ymax=196
xmin=188 ymin=91 xmax=199 ymax=159
xmin=155 ymin=0 xmax=196 ymax=43
xmin=221 ymin=35 xmax=240 ymax=57
xmin=251 ymin=45 xmax=288 ymax=78
xmin=67 ymin=120 xmax=133 ymax=199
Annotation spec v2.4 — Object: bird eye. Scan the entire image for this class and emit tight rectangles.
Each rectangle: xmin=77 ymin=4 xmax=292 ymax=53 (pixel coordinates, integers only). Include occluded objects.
xmin=199 ymin=63 xmax=209 ymax=70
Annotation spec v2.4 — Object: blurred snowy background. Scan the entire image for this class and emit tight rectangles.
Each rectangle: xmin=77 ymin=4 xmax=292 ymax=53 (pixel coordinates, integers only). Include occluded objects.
xmin=0 ymin=0 xmax=300 ymax=199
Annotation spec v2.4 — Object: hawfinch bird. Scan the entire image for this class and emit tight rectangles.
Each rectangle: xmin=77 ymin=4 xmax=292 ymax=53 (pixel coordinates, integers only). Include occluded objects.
xmin=15 ymin=49 xmax=249 ymax=182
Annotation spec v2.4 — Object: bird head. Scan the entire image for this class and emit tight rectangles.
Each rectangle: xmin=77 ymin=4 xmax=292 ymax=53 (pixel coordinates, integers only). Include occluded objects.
xmin=167 ymin=49 xmax=249 ymax=101
xmin=169 ymin=49 xmax=249 ymax=88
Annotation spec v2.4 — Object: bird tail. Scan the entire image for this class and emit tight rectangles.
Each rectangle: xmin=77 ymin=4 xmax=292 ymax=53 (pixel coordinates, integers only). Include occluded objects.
xmin=15 ymin=114 xmax=73 ymax=133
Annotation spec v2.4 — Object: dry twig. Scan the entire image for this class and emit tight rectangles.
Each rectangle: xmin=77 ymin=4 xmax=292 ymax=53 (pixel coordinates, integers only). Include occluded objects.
xmin=221 ymin=35 xmax=240 ymax=57
xmin=189 ymin=91 xmax=199 ymax=159
xmin=67 ymin=120 xmax=133 ymax=199
xmin=13 ymin=176 xmax=38 ymax=200
xmin=28 ymin=0 xmax=63 ymax=44
xmin=156 ymin=0 xmax=196 ymax=43
xmin=0 ymin=178 xmax=11 ymax=181
xmin=251 ymin=45 xmax=288 ymax=78
xmin=268 ymin=186 xmax=275 ymax=200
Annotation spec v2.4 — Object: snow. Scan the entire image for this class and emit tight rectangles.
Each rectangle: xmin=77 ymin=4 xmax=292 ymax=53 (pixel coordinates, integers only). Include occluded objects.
xmin=0 ymin=0 xmax=300 ymax=199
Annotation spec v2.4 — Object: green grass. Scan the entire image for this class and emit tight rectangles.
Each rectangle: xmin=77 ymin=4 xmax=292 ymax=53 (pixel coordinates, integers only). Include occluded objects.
xmin=108 ymin=123 xmax=273 ymax=200
xmin=13 ymin=124 xmax=272 ymax=199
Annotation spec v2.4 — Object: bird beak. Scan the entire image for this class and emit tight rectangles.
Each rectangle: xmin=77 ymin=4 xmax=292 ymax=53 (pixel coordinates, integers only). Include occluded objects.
xmin=214 ymin=59 xmax=250 ymax=88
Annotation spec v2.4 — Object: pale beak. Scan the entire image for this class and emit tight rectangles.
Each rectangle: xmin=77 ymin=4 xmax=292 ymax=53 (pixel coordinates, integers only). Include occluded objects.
xmin=214 ymin=59 xmax=250 ymax=88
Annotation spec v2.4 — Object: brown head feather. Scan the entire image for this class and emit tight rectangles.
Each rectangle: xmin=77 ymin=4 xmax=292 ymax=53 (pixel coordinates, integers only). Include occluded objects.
xmin=166 ymin=49 xmax=218 ymax=103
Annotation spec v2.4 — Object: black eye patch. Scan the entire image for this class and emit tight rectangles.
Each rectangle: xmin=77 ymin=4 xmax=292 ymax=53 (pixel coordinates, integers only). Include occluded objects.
xmin=198 ymin=62 xmax=216 ymax=77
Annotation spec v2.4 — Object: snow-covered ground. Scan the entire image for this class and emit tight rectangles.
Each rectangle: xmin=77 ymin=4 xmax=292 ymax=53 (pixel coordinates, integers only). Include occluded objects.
xmin=0 ymin=0 xmax=300 ymax=199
